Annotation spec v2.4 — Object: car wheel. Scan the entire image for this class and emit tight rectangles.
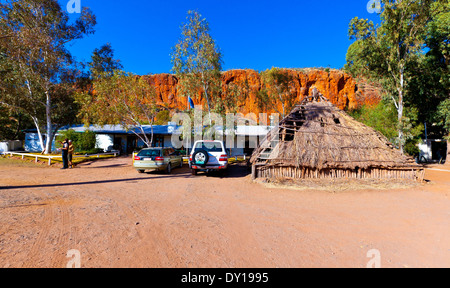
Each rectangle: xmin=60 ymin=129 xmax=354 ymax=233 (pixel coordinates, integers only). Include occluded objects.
xmin=166 ymin=163 xmax=172 ymax=174
xmin=192 ymin=150 xmax=209 ymax=166
xmin=138 ymin=170 xmax=145 ymax=174
xmin=191 ymin=169 xmax=197 ymax=176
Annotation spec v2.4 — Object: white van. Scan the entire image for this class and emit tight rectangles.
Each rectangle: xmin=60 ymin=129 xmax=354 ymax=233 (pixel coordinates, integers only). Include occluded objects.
xmin=189 ymin=140 xmax=229 ymax=175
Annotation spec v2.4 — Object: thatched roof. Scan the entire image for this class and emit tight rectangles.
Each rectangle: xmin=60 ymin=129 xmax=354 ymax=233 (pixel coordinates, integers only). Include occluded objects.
xmin=251 ymin=91 xmax=420 ymax=170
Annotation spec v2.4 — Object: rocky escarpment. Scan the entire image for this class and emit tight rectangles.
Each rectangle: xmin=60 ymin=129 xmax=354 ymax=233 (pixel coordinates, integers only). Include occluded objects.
xmin=142 ymin=68 xmax=381 ymax=115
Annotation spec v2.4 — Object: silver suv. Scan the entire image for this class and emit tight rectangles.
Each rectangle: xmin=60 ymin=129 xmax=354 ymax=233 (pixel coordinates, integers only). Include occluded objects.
xmin=189 ymin=140 xmax=229 ymax=175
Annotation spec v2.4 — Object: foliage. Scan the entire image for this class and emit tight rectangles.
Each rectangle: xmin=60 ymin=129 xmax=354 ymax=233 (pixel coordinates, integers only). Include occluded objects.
xmin=88 ymin=43 xmax=123 ymax=79
xmin=407 ymin=1 xmax=450 ymax=138
xmin=215 ymin=80 xmax=250 ymax=115
xmin=154 ymin=110 xmax=171 ymax=125
xmin=0 ymin=0 xmax=96 ymax=153
xmin=171 ymin=10 xmax=223 ymax=119
xmin=56 ymin=129 xmax=79 ymax=148
xmin=348 ymin=102 xmax=398 ymax=142
xmin=259 ymin=67 xmax=296 ymax=118
xmin=75 ymin=71 xmax=164 ymax=147
xmin=349 ymin=101 xmax=424 ymax=156
xmin=437 ymin=99 xmax=450 ymax=139
xmin=345 ymin=0 xmax=448 ymax=152
xmin=0 ymin=107 xmax=33 ymax=140
xmin=77 ymin=130 xmax=97 ymax=152
xmin=56 ymin=129 xmax=97 ymax=152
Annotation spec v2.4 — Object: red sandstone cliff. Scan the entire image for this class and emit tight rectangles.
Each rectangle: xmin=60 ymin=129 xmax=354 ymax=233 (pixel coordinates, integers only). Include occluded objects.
xmin=143 ymin=69 xmax=381 ymax=115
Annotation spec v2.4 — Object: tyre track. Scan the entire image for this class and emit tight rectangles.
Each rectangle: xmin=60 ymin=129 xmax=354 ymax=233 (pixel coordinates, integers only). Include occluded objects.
xmin=51 ymin=196 xmax=72 ymax=268
xmin=22 ymin=202 xmax=54 ymax=268
xmin=107 ymin=187 xmax=185 ymax=267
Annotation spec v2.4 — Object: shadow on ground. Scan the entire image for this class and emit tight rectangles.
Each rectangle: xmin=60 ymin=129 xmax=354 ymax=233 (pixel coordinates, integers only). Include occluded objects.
xmin=0 ymin=163 xmax=251 ymax=190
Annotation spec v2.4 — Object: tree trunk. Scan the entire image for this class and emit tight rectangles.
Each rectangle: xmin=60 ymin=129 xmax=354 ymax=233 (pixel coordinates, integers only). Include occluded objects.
xmin=397 ymin=69 xmax=405 ymax=154
xmin=150 ymin=123 xmax=154 ymax=147
xmin=31 ymin=116 xmax=45 ymax=153
xmin=203 ymin=84 xmax=212 ymax=126
xmin=44 ymin=91 xmax=52 ymax=154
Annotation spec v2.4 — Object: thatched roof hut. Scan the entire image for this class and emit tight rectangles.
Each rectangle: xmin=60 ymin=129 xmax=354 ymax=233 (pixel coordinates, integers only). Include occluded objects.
xmin=250 ymin=89 xmax=425 ymax=181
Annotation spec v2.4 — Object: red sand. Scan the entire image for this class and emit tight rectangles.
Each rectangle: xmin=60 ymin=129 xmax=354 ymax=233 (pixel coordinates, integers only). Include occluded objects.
xmin=0 ymin=157 xmax=449 ymax=268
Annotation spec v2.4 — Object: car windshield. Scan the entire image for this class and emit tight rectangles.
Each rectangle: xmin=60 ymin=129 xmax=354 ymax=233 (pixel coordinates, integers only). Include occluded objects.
xmin=194 ymin=142 xmax=223 ymax=153
xmin=138 ymin=149 xmax=161 ymax=157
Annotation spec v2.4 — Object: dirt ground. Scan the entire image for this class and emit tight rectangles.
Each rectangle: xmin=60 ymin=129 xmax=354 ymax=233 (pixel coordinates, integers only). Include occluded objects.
xmin=0 ymin=156 xmax=449 ymax=268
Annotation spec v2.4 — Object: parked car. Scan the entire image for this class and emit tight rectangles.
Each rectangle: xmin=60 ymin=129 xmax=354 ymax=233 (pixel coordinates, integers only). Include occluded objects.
xmin=189 ymin=140 xmax=229 ymax=175
xmin=134 ymin=148 xmax=183 ymax=174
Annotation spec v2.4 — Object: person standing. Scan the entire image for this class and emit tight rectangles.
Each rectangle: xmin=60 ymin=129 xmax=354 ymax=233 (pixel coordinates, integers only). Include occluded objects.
xmin=68 ymin=140 xmax=74 ymax=169
xmin=61 ymin=138 xmax=69 ymax=170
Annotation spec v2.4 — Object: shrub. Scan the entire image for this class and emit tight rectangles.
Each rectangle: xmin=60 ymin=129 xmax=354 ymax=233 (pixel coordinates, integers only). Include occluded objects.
xmin=56 ymin=129 xmax=97 ymax=153
xmin=56 ymin=129 xmax=79 ymax=149
xmin=77 ymin=131 xmax=97 ymax=152
xmin=348 ymin=102 xmax=398 ymax=143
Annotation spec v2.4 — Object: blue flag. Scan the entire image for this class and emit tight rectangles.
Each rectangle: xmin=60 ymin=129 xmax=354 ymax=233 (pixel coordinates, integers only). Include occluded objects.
xmin=188 ymin=96 xmax=195 ymax=109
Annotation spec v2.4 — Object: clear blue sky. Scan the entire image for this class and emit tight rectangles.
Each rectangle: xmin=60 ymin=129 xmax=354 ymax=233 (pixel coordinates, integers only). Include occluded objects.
xmin=63 ymin=0 xmax=380 ymax=75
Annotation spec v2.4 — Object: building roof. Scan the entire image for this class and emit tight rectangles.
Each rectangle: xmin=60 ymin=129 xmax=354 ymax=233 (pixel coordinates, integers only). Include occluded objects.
xmin=59 ymin=124 xmax=176 ymax=135
xmin=53 ymin=124 xmax=272 ymax=137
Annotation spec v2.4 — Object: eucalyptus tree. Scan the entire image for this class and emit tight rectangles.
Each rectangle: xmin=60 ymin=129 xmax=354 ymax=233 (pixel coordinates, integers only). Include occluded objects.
xmin=259 ymin=68 xmax=296 ymax=118
xmin=76 ymin=71 xmax=163 ymax=148
xmin=346 ymin=0 xmax=445 ymax=153
xmin=88 ymin=43 xmax=123 ymax=79
xmin=171 ymin=10 xmax=223 ymax=123
xmin=0 ymin=0 xmax=96 ymax=153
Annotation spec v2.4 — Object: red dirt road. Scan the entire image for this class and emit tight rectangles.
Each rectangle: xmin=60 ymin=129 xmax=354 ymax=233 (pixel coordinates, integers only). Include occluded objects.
xmin=0 ymin=157 xmax=449 ymax=268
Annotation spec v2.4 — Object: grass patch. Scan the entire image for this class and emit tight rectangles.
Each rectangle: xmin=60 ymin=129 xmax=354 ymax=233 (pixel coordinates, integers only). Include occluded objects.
xmin=0 ymin=154 xmax=117 ymax=167
xmin=0 ymin=155 xmax=45 ymax=168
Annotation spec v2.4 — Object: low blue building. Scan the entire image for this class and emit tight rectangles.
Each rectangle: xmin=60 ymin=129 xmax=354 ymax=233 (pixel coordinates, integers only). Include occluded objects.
xmin=24 ymin=124 xmax=271 ymax=156
xmin=25 ymin=124 xmax=176 ymax=154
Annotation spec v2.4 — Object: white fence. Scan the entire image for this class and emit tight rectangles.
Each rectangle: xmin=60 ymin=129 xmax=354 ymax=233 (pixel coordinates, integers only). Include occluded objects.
xmin=1 ymin=151 xmax=119 ymax=166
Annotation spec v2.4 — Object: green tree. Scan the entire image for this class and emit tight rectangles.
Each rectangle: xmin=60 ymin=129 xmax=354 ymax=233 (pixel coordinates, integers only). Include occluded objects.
xmin=0 ymin=107 xmax=33 ymax=141
xmin=171 ymin=10 xmax=223 ymax=124
xmin=0 ymin=0 xmax=96 ymax=153
xmin=88 ymin=43 xmax=123 ymax=79
xmin=259 ymin=67 xmax=296 ymax=118
xmin=437 ymin=99 xmax=450 ymax=137
xmin=349 ymin=101 xmax=424 ymax=156
xmin=437 ymin=99 xmax=450 ymax=164
xmin=154 ymin=110 xmax=171 ymax=125
xmin=345 ymin=0 xmax=445 ymax=153
xmin=407 ymin=1 xmax=449 ymax=137
xmin=348 ymin=102 xmax=398 ymax=142
xmin=76 ymin=71 xmax=163 ymax=148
